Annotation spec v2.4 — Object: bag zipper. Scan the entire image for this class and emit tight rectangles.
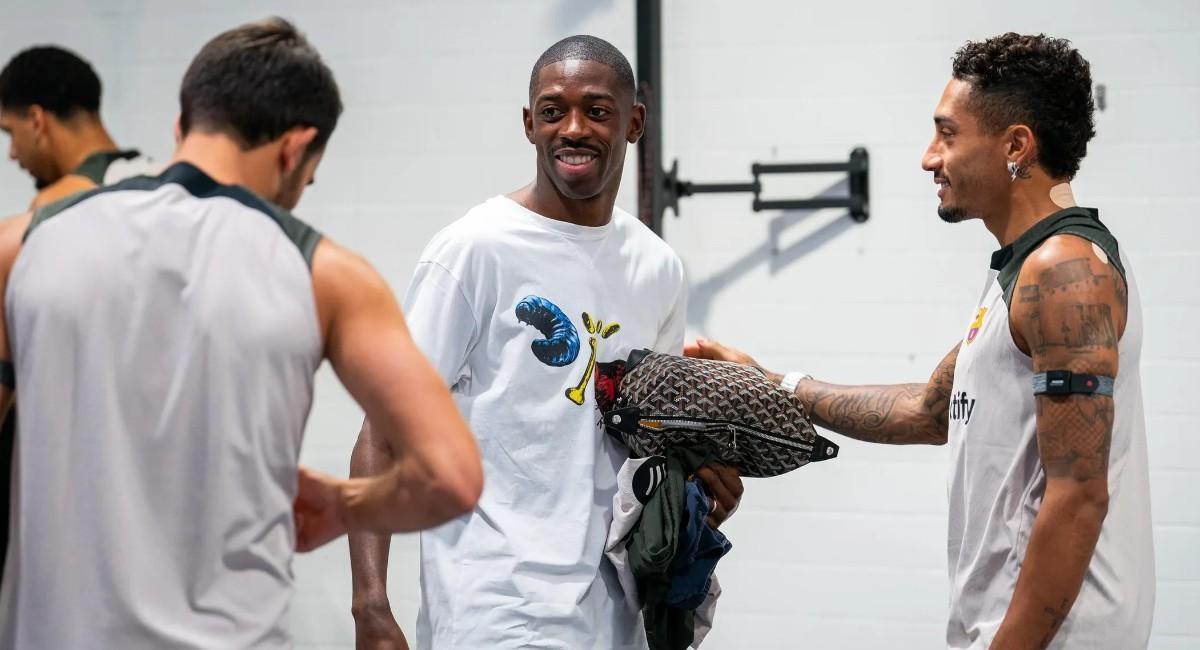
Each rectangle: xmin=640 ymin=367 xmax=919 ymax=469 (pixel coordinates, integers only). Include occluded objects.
xmin=636 ymin=416 xmax=815 ymax=453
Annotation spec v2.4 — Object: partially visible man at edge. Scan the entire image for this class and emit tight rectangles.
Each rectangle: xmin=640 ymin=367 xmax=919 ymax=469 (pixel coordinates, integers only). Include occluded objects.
xmin=0 ymin=45 xmax=160 ymax=578
xmin=0 ymin=45 xmax=155 ymax=209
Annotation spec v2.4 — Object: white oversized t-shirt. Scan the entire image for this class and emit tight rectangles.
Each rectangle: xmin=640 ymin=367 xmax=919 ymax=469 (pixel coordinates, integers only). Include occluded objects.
xmin=406 ymin=196 xmax=687 ymax=649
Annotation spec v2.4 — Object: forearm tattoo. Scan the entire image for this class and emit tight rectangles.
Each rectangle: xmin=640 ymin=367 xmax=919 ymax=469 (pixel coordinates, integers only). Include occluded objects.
xmin=1039 ymin=598 xmax=1072 ymax=648
xmin=796 ymin=345 xmax=958 ymax=445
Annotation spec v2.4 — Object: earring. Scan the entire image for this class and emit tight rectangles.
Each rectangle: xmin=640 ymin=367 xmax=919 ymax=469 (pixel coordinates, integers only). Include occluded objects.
xmin=1007 ymin=160 xmax=1018 ymax=182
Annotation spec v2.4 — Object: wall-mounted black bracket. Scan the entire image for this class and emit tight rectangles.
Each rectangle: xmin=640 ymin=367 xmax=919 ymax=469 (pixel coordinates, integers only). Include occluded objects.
xmin=662 ymin=147 xmax=870 ymax=222
xmin=637 ymin=0 xmax=871 ymax=236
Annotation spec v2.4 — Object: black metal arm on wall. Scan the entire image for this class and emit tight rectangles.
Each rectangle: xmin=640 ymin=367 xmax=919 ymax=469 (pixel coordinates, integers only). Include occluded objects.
xmin=636 ymin=0 xmax=870 ymax=236
xmin=663 ymin=148 xmax=870 ymax=222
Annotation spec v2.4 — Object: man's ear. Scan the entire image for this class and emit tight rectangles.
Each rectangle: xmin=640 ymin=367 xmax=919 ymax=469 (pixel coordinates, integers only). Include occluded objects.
xmin=522 ymin=106 xmax=535 ymax=144
xmin=1005 ymin=123 xmax=1036 ymax=171
xmin=27 ymin=105 xmax=48 ymax=138
xmin=627 ymin=102 xmax=646 ymax=144
xmin=173 ymin=113 xmax=184 ymax=145
xmin=279 ymin=126 xmax=319 ymax=175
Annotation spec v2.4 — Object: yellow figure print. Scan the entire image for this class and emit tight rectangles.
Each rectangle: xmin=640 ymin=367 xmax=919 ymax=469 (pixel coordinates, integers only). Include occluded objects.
xmin=566 ymin=312 xmax=621 ymax=405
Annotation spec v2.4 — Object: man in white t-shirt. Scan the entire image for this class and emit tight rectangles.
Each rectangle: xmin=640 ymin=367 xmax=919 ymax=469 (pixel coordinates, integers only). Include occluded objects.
xmin=347 ymin=35 xmax=743 ymax=649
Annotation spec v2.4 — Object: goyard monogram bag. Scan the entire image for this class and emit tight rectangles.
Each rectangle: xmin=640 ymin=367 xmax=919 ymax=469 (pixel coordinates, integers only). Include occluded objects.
xmin=596 ymin=350 xmax=839 ymax=478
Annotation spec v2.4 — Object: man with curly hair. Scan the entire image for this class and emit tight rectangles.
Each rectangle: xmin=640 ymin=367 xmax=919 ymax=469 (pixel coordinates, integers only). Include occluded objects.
xmin=688 ymin=33 xmax=1153 ymax=648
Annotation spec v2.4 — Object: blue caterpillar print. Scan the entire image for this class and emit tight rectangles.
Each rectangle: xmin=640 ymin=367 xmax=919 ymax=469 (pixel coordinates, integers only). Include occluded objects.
xmin=515 ymin=295 xmax=580 ymax=367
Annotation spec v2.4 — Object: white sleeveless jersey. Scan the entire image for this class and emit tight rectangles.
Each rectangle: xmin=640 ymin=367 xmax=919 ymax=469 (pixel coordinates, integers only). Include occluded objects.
xmin=946 ymin=208 xmax=1155 ymax=648
xmin=0 ymin=162 xmax=323 ymax=648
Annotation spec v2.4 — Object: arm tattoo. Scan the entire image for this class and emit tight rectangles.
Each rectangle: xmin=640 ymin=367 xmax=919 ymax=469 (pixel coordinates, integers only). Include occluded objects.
xmin=1113 ymin=272 xmax=1129 ymax=313
xmin=1018 ymin=257 xmax=1121 ymax=356
xmin=1015 ymin=253 xmax=1119 ymax=482
xmin=1039 ymin=598 xmax=1072 ymax=648
xmin=797 ymin=344 xmax=958 ymax=445
xmin=800 ymin=382 xmax=924 ymax=442
xmin=1018 ymin=285 xmax=1041 ymax=303
xmin=1036 ymin=395 xmax=1113 ymax=481
xmin=1039 ymin=258 xmax=1095 ymax=290
xmin=923 ymin=344 xmax=957 ymax=436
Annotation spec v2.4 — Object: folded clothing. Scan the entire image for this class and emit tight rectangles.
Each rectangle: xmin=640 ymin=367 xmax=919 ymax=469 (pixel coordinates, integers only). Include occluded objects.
xmin=668 ymin=480 xmax=732 ymax=611
xmin=612 ymin=443 xmax=728 ymax=650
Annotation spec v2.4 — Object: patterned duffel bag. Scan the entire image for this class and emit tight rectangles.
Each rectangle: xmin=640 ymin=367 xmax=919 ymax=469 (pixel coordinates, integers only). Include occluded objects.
xmin=596 ymin=349 xmax=839 ymax=478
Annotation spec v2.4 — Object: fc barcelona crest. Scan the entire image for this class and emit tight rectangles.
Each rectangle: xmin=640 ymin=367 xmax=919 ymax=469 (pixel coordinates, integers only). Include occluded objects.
xmin=966 ymin=307 xmax=987 ymax=345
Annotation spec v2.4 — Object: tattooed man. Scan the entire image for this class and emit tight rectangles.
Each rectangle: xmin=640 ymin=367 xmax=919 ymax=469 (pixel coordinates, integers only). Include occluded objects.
xmin=688 ymin=33 xmax=1153 ymax=649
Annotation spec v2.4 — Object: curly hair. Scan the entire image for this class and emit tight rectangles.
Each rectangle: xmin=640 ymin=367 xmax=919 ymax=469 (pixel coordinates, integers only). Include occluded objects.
xmin=952 ymin=33 xmax=1095 ymax=180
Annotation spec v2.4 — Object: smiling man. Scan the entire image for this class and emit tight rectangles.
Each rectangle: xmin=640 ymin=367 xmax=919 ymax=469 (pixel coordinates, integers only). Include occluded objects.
xmin=688 ymin=33 xmax=1154 ymax=648
xmin=348 ymin=35 xmax=742 ymax=649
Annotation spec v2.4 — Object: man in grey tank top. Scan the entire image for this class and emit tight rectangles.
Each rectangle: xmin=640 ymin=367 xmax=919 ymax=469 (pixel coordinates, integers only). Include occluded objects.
xmin=688 ymin=34 xmax=1153 ymax=648
xmin=0 ymin=17 xmax=482 ymax=649
xmin=0 ymin=42 xmax=158 ymax=586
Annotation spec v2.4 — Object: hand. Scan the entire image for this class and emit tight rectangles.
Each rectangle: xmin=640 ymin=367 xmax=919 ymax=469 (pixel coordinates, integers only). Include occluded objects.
xmin=695 ymin=462 xmax=743 ymax=528
xmin=294 ymin=466 xmax=349 ymax=552
xmin=684 ymin=337 xmax=768 ymax=375
xmin=353 ymin=600 xmax=410 ymax=650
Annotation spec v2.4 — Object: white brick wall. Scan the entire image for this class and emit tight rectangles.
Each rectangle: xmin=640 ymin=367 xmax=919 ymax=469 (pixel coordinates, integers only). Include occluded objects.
xmin=0 ymin=1 xmax=1195 ymax=648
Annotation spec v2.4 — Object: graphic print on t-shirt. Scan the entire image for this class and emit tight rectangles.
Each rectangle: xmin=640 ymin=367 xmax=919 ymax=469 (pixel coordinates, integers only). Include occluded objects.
xmin=515 ymin=295 xmax=580 ymax=366
xmin=514 ymin=294 xmax=621 ymax=406
xmin=566 ymin=312 xmax=621 ymax=405
xmin=594 ymin=359 xmax=627 ymax=413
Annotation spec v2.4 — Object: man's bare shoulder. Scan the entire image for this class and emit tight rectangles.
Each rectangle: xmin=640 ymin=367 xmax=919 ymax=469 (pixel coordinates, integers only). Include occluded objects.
xmin=310 ymin=237 xmax=397 ymax=344
xmin=29 ymin=175 xmax=96 ymax=210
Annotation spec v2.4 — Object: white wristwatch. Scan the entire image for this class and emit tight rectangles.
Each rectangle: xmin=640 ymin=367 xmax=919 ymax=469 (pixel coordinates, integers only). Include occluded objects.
xmin=780 ymin=371 xmax=812 ymax=393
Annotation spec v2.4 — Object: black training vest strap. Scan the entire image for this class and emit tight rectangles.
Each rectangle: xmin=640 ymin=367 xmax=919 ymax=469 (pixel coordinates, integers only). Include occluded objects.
xmin=989 ymin=207 xmax=1124 ymax=309
xmin=0 ymin=360 xmax=13 ymax=389
xmin=70 ymin=149 xmax=142 ymax=185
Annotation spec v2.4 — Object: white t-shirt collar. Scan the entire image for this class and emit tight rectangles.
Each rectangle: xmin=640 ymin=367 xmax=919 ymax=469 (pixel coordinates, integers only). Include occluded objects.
xmin=496 ymin=195 xmax=615 ymax=241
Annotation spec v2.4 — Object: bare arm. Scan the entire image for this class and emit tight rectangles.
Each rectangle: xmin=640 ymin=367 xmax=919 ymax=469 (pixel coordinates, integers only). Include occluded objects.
xmin=793 ymin=344 xmax=957 ymax=445
xmin=309 ymin=239 xmax=482 ymax=537
xmin=0 ymin=213 xmax=33 ymax=422
xmin=686 ymin=338 xmax=958 ymax=445
xmin=343 ymin=257 xmax=479 ymax=645
xmin=347 ymin=418 xmax=407 ymax=647
xmin=991 ymin=236 xmax=1124 ymax=649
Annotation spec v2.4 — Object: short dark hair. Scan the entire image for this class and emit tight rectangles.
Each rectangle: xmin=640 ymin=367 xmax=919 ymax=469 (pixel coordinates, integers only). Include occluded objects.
xmin=529 ymin=35 xmax=636 ymax=101
xmin=952 ymin=33 xmax=1095 ymax=180
xmin=0 ymin=45 xmax=101 ymax=118
xmin=180 ymin=17 xmax=342 ymax=152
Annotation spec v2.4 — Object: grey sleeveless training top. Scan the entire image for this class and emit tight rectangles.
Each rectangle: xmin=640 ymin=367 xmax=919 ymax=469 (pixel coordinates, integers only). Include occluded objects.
xmin=0 ymin=162 xmax=323 ymax=648
xmin=946 ymin=208 xmax=1154 ymax=648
